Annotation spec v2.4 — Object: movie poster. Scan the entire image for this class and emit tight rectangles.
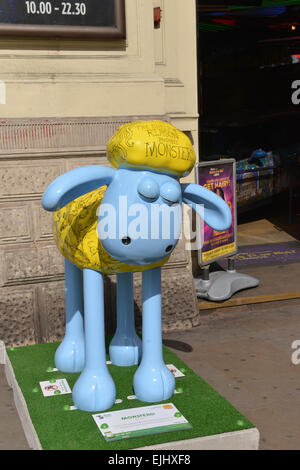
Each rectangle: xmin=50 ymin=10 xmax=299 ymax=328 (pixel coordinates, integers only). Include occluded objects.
xmin=196 ymin=159 xmax=237 ymax=265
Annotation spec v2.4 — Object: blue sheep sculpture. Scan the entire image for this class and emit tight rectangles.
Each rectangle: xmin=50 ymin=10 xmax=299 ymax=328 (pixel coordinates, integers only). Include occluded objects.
xmin=42 ymin=120 xmax=232 ymax=412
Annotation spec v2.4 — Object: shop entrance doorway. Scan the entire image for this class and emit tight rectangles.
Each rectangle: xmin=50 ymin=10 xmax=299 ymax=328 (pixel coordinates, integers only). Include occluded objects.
xmin=195 ymin=0 xmax=300 ymax=305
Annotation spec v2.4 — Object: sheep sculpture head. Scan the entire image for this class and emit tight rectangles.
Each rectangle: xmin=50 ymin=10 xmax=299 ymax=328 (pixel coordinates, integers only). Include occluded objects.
xmin=42 ymin=120 xmax=232 ymax=412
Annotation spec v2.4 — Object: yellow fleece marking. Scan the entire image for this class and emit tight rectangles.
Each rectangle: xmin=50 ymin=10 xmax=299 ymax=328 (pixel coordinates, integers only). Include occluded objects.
xmin=53 ymin=186 xmax=169 ymax=274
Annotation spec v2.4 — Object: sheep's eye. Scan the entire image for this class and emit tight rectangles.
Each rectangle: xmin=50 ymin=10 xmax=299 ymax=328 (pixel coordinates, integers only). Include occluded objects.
xmin=137 ymin=178 xmax=160 ymax=201
xmin=160 ymin=182 xmax=181 ymax=204
xmin=122 ymin=236 xmax=131 ymax=245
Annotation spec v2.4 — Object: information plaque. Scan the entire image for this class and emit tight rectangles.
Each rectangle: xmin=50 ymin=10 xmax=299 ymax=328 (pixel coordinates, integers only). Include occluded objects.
xmin=0 ymin=0 xmax=126 ymax=38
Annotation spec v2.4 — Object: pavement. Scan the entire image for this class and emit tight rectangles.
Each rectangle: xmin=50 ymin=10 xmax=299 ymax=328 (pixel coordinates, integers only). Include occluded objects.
xmin=164 ymin=298 xmax=300 ymax=450
xmin=0 ymin=202 xmax=300 ymax=450
xmin=0 ymin=365 xmax=29 ymax=450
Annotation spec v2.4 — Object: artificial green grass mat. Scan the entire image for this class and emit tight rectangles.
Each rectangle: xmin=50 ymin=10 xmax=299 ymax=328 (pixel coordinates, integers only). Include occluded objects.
xmin=6 ymin=342 xmax=254 ymax=450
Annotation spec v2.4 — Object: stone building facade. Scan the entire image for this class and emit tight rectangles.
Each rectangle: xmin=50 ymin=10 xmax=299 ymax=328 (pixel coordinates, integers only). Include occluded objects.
xmin=0 ymin=0 xmax=199 ymax=347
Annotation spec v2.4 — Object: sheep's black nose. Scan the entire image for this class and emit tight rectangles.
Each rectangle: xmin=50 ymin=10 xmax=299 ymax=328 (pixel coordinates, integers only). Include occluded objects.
xmin=165 ymin=245 xmax=173 ymax=253
xmin=122 ymin=236 xmax=131 ymax=245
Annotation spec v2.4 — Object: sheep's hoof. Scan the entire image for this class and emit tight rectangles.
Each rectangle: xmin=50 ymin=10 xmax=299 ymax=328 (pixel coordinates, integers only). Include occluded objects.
xmin=133 ymin=362 xmax=175 ymax=402
xmin=72 ymin=369 xmax=116 ymax=412
xmin=109 ymin=334 xmax=142 ymax=366
xmin=55 ymin=337 xmax=85 ymax=373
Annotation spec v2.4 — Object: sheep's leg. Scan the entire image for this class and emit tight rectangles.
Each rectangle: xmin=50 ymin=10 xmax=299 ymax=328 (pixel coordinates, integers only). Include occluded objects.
xmin=55 ymin=259 xmax=85 ymax=372
xmin=72 ymin=268 xmax=116 ymax=412
xmin=109 ymin=272 xmax=142 ymax=366
xmin=133 ymin=267 xmax=175 ymax=402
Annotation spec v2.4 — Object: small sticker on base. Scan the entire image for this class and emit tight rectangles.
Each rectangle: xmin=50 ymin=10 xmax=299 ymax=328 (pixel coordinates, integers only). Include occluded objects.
xmin=166 ymin=364 xmax=186 ymax=378
xmin=39 ymin=378 xmax=72 ymax=397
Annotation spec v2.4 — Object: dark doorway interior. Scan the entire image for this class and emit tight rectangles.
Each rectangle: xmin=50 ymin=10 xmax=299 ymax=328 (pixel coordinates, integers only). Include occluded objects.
xmin=196 ymin=1 xmax=300 ymax=221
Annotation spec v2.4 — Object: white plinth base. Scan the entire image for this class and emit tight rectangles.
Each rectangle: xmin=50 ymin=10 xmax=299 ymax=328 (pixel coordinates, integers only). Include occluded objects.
xmin=135 ymin=428 xmax=259 ymax=450
xmin=1 ymin=343 xmax=259 ymax=451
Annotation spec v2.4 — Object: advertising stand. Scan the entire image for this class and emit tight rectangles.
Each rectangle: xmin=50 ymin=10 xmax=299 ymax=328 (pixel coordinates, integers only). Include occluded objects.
xmin=194 ymin=159 xmax=259 ymax=301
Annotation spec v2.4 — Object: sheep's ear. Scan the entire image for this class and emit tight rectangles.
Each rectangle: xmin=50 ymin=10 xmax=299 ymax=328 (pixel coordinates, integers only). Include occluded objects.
xmin=181 ymin=183 xmax=232 ymax=231
xmin=42 ymin=166 xmax=115 ymax=211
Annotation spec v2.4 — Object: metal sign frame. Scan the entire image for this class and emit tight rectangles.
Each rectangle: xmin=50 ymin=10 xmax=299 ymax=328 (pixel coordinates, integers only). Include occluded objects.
xmin=196 ymin=158 xmax=238 ymax=266
xmin=0 ymin=0 xmax=126 ymax=39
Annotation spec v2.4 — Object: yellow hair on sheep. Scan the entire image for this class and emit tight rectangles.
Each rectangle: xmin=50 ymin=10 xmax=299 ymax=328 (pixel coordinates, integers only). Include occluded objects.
xmin=107 ymin=120 xmax=196 ymax=177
